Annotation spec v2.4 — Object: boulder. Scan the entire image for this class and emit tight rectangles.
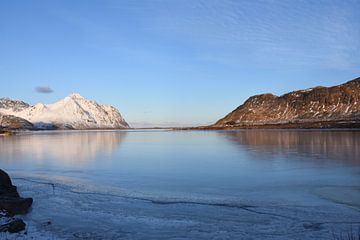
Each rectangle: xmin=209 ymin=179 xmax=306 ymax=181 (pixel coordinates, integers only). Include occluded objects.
xmin=0 ymin=197 xmax=33 ymax=216
xmin=0 ymin=169 xmax=33 ymax=215
xmin=0 ymin=169 xmax=13 ymax=189
xmin=0 ymin=169 xmax=20 ymax=198
xmin=0 ymin=219 xmax=26 ymax=233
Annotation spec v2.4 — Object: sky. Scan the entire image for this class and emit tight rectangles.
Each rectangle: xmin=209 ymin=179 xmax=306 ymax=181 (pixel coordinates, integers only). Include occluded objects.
xmin=0 ymin=0 xmax=359 ymax=127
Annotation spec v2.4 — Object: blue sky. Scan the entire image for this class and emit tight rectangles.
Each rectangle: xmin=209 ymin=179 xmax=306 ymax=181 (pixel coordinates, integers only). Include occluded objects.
xmin=1 ymin=0 xmax=359 ymax=127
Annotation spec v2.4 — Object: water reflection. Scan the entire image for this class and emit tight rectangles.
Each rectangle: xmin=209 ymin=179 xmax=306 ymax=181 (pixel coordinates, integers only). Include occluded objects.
xmin=220 ymin=130 xmax=360 ymax=165
xmin=0 ymin=131 xmax=126 ymax=166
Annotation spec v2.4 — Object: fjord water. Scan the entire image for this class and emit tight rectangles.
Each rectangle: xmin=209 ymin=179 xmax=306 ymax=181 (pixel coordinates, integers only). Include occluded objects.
xmin=0 ymin=130 xmax=359 ymax=239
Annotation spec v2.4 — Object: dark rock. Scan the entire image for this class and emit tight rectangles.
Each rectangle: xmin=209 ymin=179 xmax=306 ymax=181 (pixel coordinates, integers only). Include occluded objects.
xmin=0 ymin=197 xmax=33 ymax=216
xmin=0 ymin=169 xmax=33 ymax=216
xmin=0 ymin=169 xmax=19 ymax=198
xmin=0 ymin=169 xmax=14 ymax=190
xmin=0 ymin=219 xmax=26 ymax=233
xmin=0 ymin=170 xmax=32 ymax=234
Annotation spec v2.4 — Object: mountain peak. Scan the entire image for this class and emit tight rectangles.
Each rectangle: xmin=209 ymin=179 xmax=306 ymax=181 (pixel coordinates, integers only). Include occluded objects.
xmin=68 ymin=93 xmax=85 ymax=99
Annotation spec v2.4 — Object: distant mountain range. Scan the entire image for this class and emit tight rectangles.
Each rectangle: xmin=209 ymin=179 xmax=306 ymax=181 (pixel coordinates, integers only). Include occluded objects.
xmin=211 ymin=77 xmax=360 ymax=129
xmin=0 ymin=93 xmax=129 ymax=130
xmin=1 ymin=77 xmax=360 ymax=131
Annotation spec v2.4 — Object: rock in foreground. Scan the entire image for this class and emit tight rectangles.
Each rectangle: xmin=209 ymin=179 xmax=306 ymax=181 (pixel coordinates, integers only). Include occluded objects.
xmin=0 ymin=169 xmax=33 ymax=215
xmin=0 ymin=169 xmax=32 ymax=233
xmin=0 ymin=219 xmax=26 ymax=233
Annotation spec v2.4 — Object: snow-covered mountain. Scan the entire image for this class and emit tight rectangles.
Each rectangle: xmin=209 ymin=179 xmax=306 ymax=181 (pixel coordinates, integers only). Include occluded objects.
xmin=0 ymin=93 xmax=130 ymax=130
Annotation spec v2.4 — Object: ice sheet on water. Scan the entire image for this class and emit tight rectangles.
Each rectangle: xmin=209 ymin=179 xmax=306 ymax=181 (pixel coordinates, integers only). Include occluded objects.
xmin=6 ymin=173 xmax=360 ymax=240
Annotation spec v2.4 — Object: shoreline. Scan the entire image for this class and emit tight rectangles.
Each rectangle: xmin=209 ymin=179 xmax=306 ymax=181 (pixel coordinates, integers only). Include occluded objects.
xmin=174 ymin=120 xmax=360 ymax=131
xmin=2 ymin=119 xmax=360 ymax=134
xmin=2 ymin=127 xmax=360 ymax=136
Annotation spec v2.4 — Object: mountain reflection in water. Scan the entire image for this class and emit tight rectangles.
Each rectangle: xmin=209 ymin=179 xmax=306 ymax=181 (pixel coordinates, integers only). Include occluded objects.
xmin=220 ymin=130 xmax=360 ymax=165
xmin=0 ymin=131 xmax=126 ymax=166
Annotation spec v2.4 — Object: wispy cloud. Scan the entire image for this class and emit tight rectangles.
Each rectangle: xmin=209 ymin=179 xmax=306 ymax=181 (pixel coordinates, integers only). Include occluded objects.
xmin=49 ymin=1 xmax=360 ymax=70
xmin=147 ymin=0 xmax=360 ymax=70
xmin=35 ymin=86 xmax=53 ymax=94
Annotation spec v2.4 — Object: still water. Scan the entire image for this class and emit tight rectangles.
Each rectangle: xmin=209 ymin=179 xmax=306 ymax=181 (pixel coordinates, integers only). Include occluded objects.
xmin=0 ymin=130 xmax=359 ymax=239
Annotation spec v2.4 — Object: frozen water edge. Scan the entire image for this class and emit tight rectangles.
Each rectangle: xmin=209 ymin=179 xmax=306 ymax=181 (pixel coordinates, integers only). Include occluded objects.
xmin=2 ymin=173 xmax=359 ymax=240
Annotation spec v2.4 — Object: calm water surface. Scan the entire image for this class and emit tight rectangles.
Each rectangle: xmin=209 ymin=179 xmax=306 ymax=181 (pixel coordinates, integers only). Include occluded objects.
xmin=0 ymin=130 xmax=359 ymax=239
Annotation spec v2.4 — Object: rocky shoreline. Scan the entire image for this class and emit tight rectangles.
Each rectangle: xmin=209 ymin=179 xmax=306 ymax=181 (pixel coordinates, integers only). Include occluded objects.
xmin=174 ymin=119 xmax=360 ymax=130
xmin=0 ymin=169 xmax=32 ymax=233
xmin=0 ymin=129 xmax=15 ymax=136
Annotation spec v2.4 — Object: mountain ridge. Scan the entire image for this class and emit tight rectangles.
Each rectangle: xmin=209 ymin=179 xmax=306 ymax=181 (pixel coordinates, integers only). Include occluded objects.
xmin=211 ymin=77 xmax=360 ymax=129
xmin=0 ymin=94 xmax=130 ymax=130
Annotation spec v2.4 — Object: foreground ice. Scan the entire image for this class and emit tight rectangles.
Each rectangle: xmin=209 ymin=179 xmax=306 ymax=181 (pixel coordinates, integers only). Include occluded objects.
xmin=1 ymin=172 xmax=359 ymax=240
